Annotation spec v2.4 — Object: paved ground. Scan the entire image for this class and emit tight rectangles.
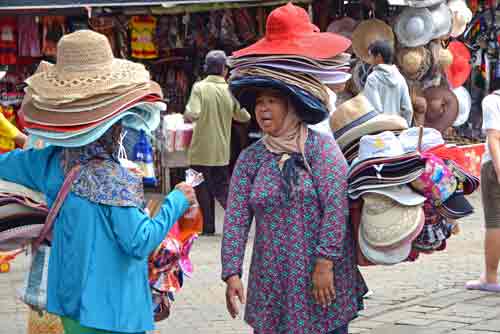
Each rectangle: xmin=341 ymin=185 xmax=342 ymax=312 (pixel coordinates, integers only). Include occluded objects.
xmin=2 ymin=193 xmax=500 ymax=334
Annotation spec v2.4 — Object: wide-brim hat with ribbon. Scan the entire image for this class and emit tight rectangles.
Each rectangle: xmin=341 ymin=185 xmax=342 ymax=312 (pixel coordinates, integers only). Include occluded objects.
xmin=449 ymin=0 xmax=473 ymax=37
xmin=429 ymin=3 xmax=453 ymax=39
xmin=25 ymin=30 xmax=150 ymax=104
xmin=352 ymin=19 xmax=395 ymax=63
xmin=423 ymin=86 xmax=459 ymax=133
xmin=394 ymin=7 xmax=435 ymax=47
xmin=232 ymin=3 xmax=351 ymax=59
xmin=396 ymin=47 xmax=432 ymax=80
xmin=445 ymin=41 xmax=472 ymax=89
xmin=452 ymin=86 xmax=472 ymax=127
xmin=229 ymin=76 xmax=328 ymax=124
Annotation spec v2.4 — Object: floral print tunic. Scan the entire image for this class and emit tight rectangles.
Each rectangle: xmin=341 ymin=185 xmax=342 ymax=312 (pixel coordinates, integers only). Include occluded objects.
xmin=221 ymin=131 xmax=368 ymax=334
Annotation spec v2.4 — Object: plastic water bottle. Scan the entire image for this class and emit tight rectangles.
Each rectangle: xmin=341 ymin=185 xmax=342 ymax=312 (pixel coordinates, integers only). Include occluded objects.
xmin=133 ymin=130 xmax=157 ymax=187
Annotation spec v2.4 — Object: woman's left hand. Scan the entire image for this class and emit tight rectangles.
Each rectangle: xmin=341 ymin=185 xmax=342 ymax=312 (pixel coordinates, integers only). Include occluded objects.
xmin=312 ymin=258 xmax=335 ymax=308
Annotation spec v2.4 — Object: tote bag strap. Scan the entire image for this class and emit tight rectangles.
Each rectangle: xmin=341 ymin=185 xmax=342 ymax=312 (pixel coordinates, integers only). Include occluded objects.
xmin=32 ymin=165 xmax=81 ymax=253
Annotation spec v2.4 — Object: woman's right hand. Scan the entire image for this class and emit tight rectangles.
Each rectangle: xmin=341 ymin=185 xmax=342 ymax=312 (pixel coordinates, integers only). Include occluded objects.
xmin=175 ymin=182 xmax=197 ymax=206
xmin=225 ymin=275 xmax=246 ymax=318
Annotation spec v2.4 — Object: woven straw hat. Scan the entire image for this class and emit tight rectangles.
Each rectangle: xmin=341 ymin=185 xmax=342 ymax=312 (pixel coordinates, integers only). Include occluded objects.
xmin=25 ymin=30 xmax=150 ymax=103
xmin=352 ymin=19 xmax=395 ymax=63
xmin=394 ymin=7 xmax=435 ymax=47
xmin=449 ymin=0 xmax=472 ymax=37
xmin=396 ymin=47 xmax=432 ymax=80
xmin=438 ymin=47 xmax=454 ymax=68
xmin=429 ymin=3 xmax=453 ymax=39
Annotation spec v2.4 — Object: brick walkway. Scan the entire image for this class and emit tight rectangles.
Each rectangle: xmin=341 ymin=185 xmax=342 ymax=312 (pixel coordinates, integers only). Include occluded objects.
xmin=2 ymin=194 xmax=500 ymax=334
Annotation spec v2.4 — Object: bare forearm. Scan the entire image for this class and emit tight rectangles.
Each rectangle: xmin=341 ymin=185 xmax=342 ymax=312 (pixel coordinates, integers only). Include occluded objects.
xmin=488 ymin=132 xmax=500 ymax=175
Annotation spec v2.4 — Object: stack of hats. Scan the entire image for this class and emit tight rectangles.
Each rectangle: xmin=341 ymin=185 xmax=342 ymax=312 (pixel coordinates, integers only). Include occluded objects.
xmin=0 ymin=179 xmax=48 ymax=252
xmin=20 ymin=30 xmax=164 ymax=148
xmin=352 ymin=127 xmax=479 ymax=265
xmin=228 ymin=3 xmax=352 ymax=124
xmin=330 ymin=94 xmax=409 ymax=163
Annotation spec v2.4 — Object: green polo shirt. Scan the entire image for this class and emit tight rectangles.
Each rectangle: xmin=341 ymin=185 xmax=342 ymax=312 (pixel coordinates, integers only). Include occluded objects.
xmin=184 ymin=75 xmax=251 ymax=166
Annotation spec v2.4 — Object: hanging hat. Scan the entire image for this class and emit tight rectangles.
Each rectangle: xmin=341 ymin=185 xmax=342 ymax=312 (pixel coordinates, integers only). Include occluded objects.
xmin=449 ymin=0 xmax=473 ymax=37
xmin=445 ymin=41 xmax=472 ymax=89
xmin=331 ymin=94 xmax=409 ymax=150
xmin=25 ymin=30 xmax=150 ymax=103
xmin=452 ymin=86 xmax=472 ymax=127
xmin=351 ymin=19 xmax=395 ymax=63
xmin=406 ymin=0 xmax=445 ymax=8
xmin=232 ymin=3 xmax=351 ymax=59
xmin=360 ymin=192 xmax=424 ymax=248
xmin=327 ymin=17 xmax=358 ymax=40
xmin=429 ymin=3 xmax=453 ymax=39
xmin=394 ymin=7 xmax=435 ymax=47
xmin=438 ymin=47 xmax=454 ymax=69
xmin=423 ymin=86 xmax=459 ymax=133
xmin=399 ymin=127 xmax=445 ymax=153
xmin=396 ymin=47 xmax=432 ymax=80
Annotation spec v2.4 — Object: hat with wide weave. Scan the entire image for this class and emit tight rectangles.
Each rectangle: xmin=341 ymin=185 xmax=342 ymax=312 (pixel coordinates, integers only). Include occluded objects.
xmin=352 ymin=19 xmax=395 ymax=63
xmin=396 ymin=47 xmax=432 ymax=81
xmin=232 ymin=3 xmax=351 ymax=59
xmin=25 ymin=30 xmax=150 ymax=103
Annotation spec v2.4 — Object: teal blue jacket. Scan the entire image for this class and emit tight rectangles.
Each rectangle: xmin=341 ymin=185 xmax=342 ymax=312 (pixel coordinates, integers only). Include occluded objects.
xmin=0 ymin=147 xmax=189 ymax=333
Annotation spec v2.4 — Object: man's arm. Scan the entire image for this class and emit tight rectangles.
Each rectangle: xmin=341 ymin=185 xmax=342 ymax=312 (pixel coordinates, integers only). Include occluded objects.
xmin=184 ymin=84 xmax=202 ymax=122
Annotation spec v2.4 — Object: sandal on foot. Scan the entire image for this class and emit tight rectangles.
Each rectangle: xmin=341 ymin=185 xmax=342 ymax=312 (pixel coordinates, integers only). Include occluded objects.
xmin=465 ymin=280 xmax=500 ymax=292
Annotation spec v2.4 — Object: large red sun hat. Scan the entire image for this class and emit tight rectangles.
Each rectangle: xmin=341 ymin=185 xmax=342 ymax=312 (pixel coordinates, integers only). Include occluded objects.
xmin=232 ymin=3 xmax=351 ymax=59
xmin=445 ymin=41 xmax=471 ymax=89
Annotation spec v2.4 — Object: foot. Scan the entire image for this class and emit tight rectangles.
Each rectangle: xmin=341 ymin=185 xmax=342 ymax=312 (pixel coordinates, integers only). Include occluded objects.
xmin=465 ymin=274 xmax=500 ymax=292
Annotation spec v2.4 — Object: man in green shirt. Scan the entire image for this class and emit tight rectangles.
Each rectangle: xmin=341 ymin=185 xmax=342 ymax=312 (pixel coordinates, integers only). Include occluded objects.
xmin=184 ymin=50 xmax=251 ymax=235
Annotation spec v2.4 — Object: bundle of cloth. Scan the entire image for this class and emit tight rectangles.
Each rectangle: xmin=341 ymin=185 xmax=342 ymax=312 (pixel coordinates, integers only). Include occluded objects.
xmin=0 ymin=179 xmax=47 ymax=252
xmin=349 ymin=127 xmax=478 ymax=266
xmin=19 ymin=30 xmax=164 ymax=148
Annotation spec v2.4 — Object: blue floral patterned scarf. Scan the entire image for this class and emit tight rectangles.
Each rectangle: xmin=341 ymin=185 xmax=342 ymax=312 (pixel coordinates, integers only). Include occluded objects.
xmin=61 ymin=125 xmax=144 ymax=208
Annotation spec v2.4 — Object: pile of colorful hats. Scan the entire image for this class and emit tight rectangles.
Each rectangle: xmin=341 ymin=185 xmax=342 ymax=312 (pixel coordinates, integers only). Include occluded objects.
xmin=228 ymin=3 xmax=352 ymax=124
xmin=19 ymin=30 xmax=164 ymax=148
xmin=330 ymin=94 xmax=409 ymax=164
xmin=0 ymin=179 xmax=48 ymax=252
xmin=352 ymin=127 xmax=479 ymax=265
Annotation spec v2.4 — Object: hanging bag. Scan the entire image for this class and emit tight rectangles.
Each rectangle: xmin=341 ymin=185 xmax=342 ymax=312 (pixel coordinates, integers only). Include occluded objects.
xmin=19 ymin=165 xmax=81 ymax=311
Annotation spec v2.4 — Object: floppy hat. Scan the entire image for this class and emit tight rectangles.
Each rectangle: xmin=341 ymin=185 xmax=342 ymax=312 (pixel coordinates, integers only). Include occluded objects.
xmin=232 ymin=3 xmax=351 ymax=59
xmin=396 ymin=47 xmax=432 ymax=81
xmin=360 ymin=192 xmax=424 ymax=248
xmin=22 ymin=82 xmax=162 ymax=127
xmin=445 ymin=41 xmax=472 ymax=89
xmin=25 ymin=30 xmax=150 ymax=103
xmin=410 ymin=154 xmax=457 ymax=206
xmin=452 ymin=86 xmax=472 ymax=127
xmin=394 ymin=7 xmax=435 ymax=47
xmin=423 ymin=86 xmax=459 ymax=133
xmin=399 ymin=127 xmax=445 ymax=153
xmin=331 ymin=93 xmax=376 ymax=136
xmin=351 ymin=131 xmax=405 ymax=166
xmin=353 ymin=185 xmax=426 ymax=206
xmin=429 ymin=3 xmax=453 ymax=39
xmin=229 ymin=76 xmax=328 ymax=124
xmin=352 ymin=19 xmax=395 ymax=63
xmin=449 ymin=0 xmax=473 ymax=37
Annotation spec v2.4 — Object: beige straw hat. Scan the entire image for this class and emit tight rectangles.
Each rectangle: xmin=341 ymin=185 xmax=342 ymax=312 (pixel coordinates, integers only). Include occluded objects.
xmin=352 ymin=19 xmax=395 ymax=63
xmin=438 ymin=47 xmax=454 ymax=69
xmin=396 ymin=47 xmax=431 ymax=80
xmin=25 ymin=30 xmax=150 ymax=103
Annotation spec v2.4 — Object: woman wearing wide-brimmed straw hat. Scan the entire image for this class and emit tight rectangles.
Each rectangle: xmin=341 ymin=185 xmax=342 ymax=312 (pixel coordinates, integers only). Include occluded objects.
xmin=221 ymin=4 xmax=367 ymax=334
xmin=0 ymin=30 xmax=196 ymax=333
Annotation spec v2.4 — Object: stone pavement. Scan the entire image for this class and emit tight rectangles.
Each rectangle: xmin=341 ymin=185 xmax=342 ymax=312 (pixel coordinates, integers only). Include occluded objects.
xmin=2 ymin=194 xmax=500 ymax=334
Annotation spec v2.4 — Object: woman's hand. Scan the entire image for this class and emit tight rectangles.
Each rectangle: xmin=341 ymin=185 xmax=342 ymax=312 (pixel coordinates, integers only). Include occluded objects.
xmin=175 ymin=182 xmax=197 ymax=206
xmin=225 ymin=275 xmax=246 ymax=318
xmin=312 ymin=258 xmax=335 ymax=308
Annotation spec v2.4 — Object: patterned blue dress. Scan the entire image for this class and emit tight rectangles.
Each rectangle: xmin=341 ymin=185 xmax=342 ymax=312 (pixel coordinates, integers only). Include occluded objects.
xmin=221 ymin=130 xmax=368 ymax=334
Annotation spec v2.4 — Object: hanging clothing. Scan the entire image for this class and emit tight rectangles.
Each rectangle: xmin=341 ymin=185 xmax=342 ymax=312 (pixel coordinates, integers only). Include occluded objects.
xmin=130 ymin=16 xmax=158 ymax=59
xmin=18 ymin=16 xmax=41 ymax=57
xmin=234 ymin=8 xmax=257 ymax=44
xmin=42 ymin=16 xmax=67 ymax=57
xmin=0 ymin=17 xmax=17 ymax=64
xmin=89 ymin=17 xmax=117 ymax=56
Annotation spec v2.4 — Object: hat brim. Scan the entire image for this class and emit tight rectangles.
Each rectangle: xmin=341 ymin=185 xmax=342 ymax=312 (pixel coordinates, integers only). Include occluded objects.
xmin=394 ymin=7 xmax=435 ymax=47
xmin=229 ymin=76 xmax=328 ymax=125
xmin=358 ymin=224 xmax=414 ymax=265
xmin=232 ymin=32 xmax=351 ymax=60
xmin=440 ymin=192 xmax=474 ymax=218
xmin=23 ymin=82 xmax=162 ymax=127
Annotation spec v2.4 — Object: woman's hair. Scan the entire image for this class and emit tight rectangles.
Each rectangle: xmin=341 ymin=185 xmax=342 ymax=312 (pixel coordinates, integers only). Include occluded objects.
xmin=368 ymin=40 xmax=394 ymax=64
xmin=97 ymin=123 xmax=122 ymax=156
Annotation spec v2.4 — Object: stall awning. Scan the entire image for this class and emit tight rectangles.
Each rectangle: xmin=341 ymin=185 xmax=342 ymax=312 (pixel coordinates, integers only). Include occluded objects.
xmin=0 ymin=0 xmax=263 ymax=9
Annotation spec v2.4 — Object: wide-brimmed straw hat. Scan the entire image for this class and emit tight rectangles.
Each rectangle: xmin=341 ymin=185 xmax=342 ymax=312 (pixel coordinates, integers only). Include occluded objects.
xmin=394 ymin=7 xmax=435 ymax=47
xmin=449 ymin=0 xmax=473 ymax=37
xmin=396 ymin=47 xmax=432 ymax=80
xmin=352 ymin=19 xmax=395 ymax=63
xmin=423 ymin=86 xmax=459 ymax=133
xmin=25 ymin=30 xmax=150 ymax=104
xmin=429 ymin=3 xmax=453 ymax=39
xmin=232 ymin=3 xmax=350 ymax=59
